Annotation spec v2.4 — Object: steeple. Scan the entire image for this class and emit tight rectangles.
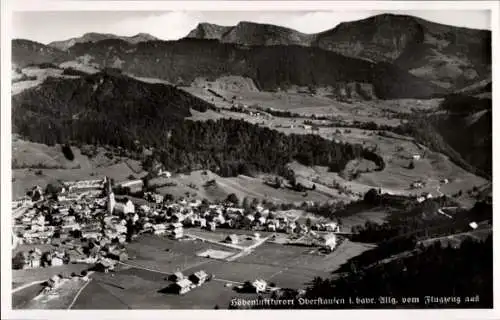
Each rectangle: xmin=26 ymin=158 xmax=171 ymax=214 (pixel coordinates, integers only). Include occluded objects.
xmin=107 ymin=177 xmax=115 ymax=214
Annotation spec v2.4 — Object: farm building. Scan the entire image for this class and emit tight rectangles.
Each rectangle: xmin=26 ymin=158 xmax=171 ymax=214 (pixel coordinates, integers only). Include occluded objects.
xmin=118 ymin=179 xmax=144 ymax=189
xmin=51 ymin=251 xmax=65 ymax=266
xmin=324 ymin=222 xmax=340 ymax=232
xmin=267 ymin=223 xmax=276 ymax=232
xmin=64 ymin=178 xmax=106 ymax=193
xmin=208 ymin=221 xmax=217 ymax=231
xmin=252 ymin=279 xmax=267 ymax=293
xmin=114 ymin=199 xmax=135 ymax=214
xmin=286 ymin=223 xmax=297 ymax=234
xmin=318 ymin=233 xmax=337 ymax=251
xmin=171 ymin=226 xmax=184 ymax=239
xmin=47 ymin=275 xmax=64 ymax=290
xmin=96 ymin=258 xmax=116 ymax=273
xmin=171 ymin=271 xmax=185 ymax=282
xmin=157 ymin=169 xmax=172 ymax=178
xmin=26 ymin=249 xmax=42 ymax=269
xmin=189 ymin=270 xmax=209 ymax=285
xmin=225 ymin=234 xmax=239 ymax=244
xmin=173 ymin=279 xmax=192 ymax=295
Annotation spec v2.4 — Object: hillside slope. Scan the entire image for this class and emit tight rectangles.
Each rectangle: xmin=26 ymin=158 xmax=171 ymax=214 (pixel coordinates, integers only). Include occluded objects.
xmin=12 ymin=39 xmax=70 ymax=68
xmin=61 ymin=38 xmax=443 ymax=99
xmin=12 ymin=70 xmax=212 ymax=149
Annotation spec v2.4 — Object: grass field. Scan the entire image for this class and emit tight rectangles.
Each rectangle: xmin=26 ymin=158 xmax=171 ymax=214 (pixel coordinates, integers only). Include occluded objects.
xmin=156 ymin=170 xmax=345 ymax=204
xmin=12 ymin=264 xmax=91 ymax=285
xmin=12 ymin=283 xmax=45 ymax=309
xmin=67 ymin=230 xmax=373 ymax=309
xmin=20 ymin=278 xmax=90 ymax=309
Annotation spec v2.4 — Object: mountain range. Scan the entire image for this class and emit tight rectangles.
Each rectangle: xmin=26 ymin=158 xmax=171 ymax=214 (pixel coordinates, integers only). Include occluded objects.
xmin=185 ymin=14 xmax=491 ymax=90
xmin=13 ymin=14 xmax=491 ymax=93
xmin=48 ymin=32 xmax=159 ymax=51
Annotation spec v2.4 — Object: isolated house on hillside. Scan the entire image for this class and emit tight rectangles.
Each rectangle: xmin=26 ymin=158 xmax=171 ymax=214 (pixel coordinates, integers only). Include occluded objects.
xmin=324 ymin=222 xmax=340 ymax=233
xmin=252 ymin=279 xmax=267 ymax=293
xmin=267 ymin=223 xmax=276 ymax=232
xmin=26 ymin=249 xmax=42 ymax=269
xmin=318 ymin=233 xmax=337 ymax=251
xmin=189 ymin=270 xmax=209 ymax=286
xmin=208 ymin=221 xmax=216 ymax=231
xmin=225 ymin=234 xmax=239 ymax=244
xmin=170 ymin=271 xmax=185 ymax=282
xmin=51 ymin=251 xmax=65 ymax=266
xmin=286 ymin=222 xmax=297 ymax=234
xmin=173 ymin=278 xmax=192 ymax=295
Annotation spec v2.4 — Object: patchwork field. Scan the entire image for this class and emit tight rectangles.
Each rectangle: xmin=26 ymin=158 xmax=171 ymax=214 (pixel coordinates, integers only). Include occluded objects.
xmin=67 ymin=229 xmax=374 ymax=309
xmin=12 ymin=139 xmax=147 ymax=199
xmin=12 ymin=264 xmax=91 ymax=285
xmin=155 ymin=169 xmax=350 ymax=204
xmin=20 ymin=278 xmax=90 ymax=309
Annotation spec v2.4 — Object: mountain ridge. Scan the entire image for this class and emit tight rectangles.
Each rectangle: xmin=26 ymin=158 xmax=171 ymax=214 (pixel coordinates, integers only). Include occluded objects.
xmin=185 ymin=14 xmax=491 ymax=89
xmin=48 ymin=32 xmax=159 ymax=51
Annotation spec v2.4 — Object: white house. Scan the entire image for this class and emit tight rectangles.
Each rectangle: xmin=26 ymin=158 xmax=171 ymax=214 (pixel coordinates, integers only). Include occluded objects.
xmin=225 ymin=234 xmax=239 ymax=244
xmin=51 ymin=251 xmax=65 ymax=266
xmin=189 ymin=270 xmax=209 ymax=286
xmin=208 ymin=221 xmax=216 ymax=231
xmin=114 ymin=199 xmax=135 ymax=215
xmin=252 ymin=279 xmax=267 ymax=293
xmin=174 ymin=279 xmax=192 ymax=295
xmin=324 ymin=222 xmax=340 ymax=233
xmin=157 ymin=169 xmax=172 ymax=178
xmin=412 ymin=154 xmax=421 ymax=160
xmin=318 ymin=233 xmax=337 ymax=251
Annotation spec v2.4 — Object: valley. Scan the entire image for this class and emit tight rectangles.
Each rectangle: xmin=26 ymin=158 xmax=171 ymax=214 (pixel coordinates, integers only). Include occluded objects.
xmin=9 ymin=11 xmax=493 ymax=311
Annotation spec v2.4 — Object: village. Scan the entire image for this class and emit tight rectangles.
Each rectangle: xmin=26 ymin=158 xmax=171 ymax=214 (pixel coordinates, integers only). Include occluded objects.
xmin=12 ymin=174 xmax=347 ymax=299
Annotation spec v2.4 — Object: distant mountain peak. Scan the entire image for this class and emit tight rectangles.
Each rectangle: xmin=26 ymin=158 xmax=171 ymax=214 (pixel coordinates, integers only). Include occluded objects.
xmin=48 ymin=32 xmax=159 ymax=51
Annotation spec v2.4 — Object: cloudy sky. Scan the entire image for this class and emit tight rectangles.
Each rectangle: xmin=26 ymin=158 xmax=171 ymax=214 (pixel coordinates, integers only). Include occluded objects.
xmin=13 ymin=10 xmax=491 ymax=44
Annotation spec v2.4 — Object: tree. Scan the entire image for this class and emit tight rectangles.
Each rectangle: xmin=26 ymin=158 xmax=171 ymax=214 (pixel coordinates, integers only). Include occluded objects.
xmin=226 ymin=193 xmax=239 ymax=205
xmin=12 ymin=252 xmax=26 ymax=270
xmin=46 ymin=180 xmax=64 ymax=197
xmin=61 ymin=144 xmax=75 ymax=161
xmin=242 ymin=197 xmax=250 ymax=209
xmin=306 ymin=217 xmax=312 ymax=228
xmin=408 ymin=161 xmax=415 ymax=169
xmin=364 ymin=188 xmax=380 ymax=205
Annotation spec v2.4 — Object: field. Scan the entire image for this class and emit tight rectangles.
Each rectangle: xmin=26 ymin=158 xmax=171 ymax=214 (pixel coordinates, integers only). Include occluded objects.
xmin=197 ymin=249 xmax=235 ymax=260
xmin=12 ymin=138 xmax=148 ymax=199
xmin=12 ymin=264 xmax=91 ymax=285
xmin=12 ymin=283 xmax=45 ymax=309
xmin=186 ymin=86 xmax=487 ymax=206
xmin=155 ymin=169 xmax=351 ymax=204
xmin=20 ymin=278 xmax=90 ymax=309
xmin=66 ymin=229 xmax=374 ymax=309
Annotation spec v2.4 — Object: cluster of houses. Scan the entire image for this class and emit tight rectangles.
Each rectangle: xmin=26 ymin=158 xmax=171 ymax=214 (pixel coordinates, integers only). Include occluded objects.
xmin=168 ymin=270 xmax=210 ymax=295
xmin=13 ymin=174 xmax=344 ymax=275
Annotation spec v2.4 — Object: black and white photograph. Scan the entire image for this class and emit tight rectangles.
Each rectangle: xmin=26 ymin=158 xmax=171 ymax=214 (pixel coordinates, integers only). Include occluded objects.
xmin=1 ymin=0 xmax=498 ymax=317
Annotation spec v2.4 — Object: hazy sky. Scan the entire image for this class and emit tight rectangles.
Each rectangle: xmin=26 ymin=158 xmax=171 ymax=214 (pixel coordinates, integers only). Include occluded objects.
xmin=13 ymin=10 xmax=491 ymax=44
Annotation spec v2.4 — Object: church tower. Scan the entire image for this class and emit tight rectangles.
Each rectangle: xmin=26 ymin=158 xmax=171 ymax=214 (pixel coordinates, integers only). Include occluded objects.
xmin=107 ymin=178 xmax=115 ymax=214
